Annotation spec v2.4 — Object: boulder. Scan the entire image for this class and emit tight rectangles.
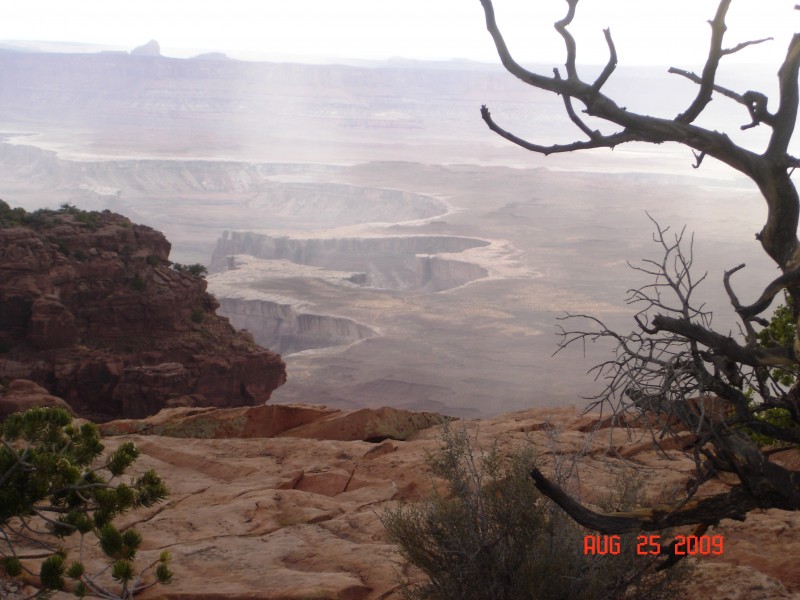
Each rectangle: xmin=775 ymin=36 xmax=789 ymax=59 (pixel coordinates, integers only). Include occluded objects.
xmin=100 ymin=404 xmax=338 ymax=438
xmin=0 ymin=379 xmax=74 ymax=420
xmin=279 ymin=407 xmax=447 ymax=441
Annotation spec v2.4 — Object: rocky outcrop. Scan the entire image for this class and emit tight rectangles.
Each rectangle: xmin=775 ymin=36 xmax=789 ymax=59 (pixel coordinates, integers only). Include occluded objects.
xmin=0 ymin=206 xmax=286 ymax=420
xmin=277 ymin=406 xmax=447 ymax=442
xmin=0 ymin=379 xmax=74 ymax=420
xmin=100 ymin=403 xmax=446 ymax=442
xmin=131 ymin=40 xmax=161 ymax=57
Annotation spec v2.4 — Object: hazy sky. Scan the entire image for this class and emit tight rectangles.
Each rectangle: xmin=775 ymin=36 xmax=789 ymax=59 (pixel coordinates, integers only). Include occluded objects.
xmin=1 ymin=0 xmax=797 ymax=66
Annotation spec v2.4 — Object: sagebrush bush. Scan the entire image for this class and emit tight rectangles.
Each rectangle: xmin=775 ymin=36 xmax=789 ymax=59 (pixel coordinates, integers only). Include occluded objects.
xmin=381 ymin=423 xmax=692 ymax=600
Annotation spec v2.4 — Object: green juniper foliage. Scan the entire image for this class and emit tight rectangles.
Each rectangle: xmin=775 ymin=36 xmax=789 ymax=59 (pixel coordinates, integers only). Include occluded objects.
xmin=741 ymin=300 xmax=800 ymax=447
xmin=170 ymin=262 xmax=208 ymax=279
xmin=382 ymin=423 xmax=691 ymax=600
xmin=0 ymin=407 xmax=172 ymax=599
xmin=757 ymin=300 xmax=798 ymax=387
xmin=0 ymin=200 xmax=104 ymax=231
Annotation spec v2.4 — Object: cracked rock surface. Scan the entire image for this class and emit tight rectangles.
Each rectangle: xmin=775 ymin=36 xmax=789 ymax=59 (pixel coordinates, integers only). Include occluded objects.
xmin=31 ymin=405 xmax=799 ymax=600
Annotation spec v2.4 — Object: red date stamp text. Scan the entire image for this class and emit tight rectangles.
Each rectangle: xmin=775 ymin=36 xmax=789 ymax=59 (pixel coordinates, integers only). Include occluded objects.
xmin=583 ymin=534 xmax=724 ymax=556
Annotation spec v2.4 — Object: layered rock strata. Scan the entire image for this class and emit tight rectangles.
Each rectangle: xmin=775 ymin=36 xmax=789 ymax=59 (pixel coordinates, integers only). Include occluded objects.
xmin=0 ymin=379 xmax=74 ymax=420
xmin=209 ymin=232 xmax=490 ymax=292
xmin=0 ymin=206 xmax=286 ymax=420
xmin=216 ymin=296 xmax=378 ymax=355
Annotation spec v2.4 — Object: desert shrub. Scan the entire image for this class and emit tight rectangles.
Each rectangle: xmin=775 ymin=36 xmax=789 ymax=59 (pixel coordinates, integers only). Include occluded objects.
xmin=146 ymin=255 xmax=160 ymax=267
xmin=739 ymin=300 xmax=800 ymax=447
xmin=0 ymin=200 xmax=28 ymax=228
xmin=170 ymin=263 xmax=207 ymax=279
xmin=0 ymin=407 xmax=173 ymax=598
xmin=55 ymin=239 xmax=70 ymax=257
xmin=130 ymin=275 xmax=147 ymax=292
xmin=1 ymin=202 xmax=106 ymax=232
xmin=190 ymin=308 xmax=205 ymax=324
xmin=72 ymin=212 xmax=101 ymax=229
xmin=742 ymin=400 xmax=798 ymax=448
xmin=25 ymin=210 xmax=56 ymax=229
xmin=382 ymin=424 xmax=691 ymax=600
xmin=757 ymin=300 xmax=798 ymax=386
xmin=58 ymin=203 xmax=102 ymax=229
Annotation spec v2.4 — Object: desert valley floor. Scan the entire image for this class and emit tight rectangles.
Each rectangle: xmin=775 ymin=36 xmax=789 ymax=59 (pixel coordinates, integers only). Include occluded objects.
xmin=0 ymin=52 xmax=780 ymax=416
xmin=0 ymin=134 xmax=775 ymax=417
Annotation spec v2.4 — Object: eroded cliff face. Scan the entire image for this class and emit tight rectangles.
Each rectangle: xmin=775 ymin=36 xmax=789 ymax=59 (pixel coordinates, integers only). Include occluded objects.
xmin=0 ymin=205 xmax=286 ymax=420
xmin=216 ymin=297 xmax=377 ymax=355
xmin=209 ymin=232 xmax=490 ymax=292
xmin=206 ymin=233 xmax=492 ymax=357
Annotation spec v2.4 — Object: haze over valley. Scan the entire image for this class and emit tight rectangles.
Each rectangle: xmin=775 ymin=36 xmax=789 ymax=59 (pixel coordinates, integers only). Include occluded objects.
xmin=0 ymin=44 xmax=778 ymax=416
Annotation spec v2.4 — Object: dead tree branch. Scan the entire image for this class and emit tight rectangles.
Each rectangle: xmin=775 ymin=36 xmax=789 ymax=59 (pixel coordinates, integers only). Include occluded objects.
xmin=675 ymin=0 xmax=732 ymax=124
xmin=668 ymin=67 xmax=777 ymax=129
xmin=478 ymin=0 xmax=800 ymax=538
xmin=548 ymin=221 xmax=800 ymax=532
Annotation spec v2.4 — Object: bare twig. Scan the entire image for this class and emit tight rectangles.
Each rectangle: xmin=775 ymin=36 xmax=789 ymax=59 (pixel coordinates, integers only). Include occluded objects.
xmin=480 ymin=105 xmax=634 ymax=155
xmin=478 ymin=0 xmax=800 ymax=541
xmin=675 ymin=0 xmax=732 ymax=124
xmin=669 ymin=67 xmax=777 ymax=129
xmin=551 ymin=217 xmax=800 ymax=529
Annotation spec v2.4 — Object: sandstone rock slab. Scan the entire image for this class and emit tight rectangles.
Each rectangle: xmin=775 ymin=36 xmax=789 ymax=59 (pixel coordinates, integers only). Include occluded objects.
xmin=0 ymin=379 xmax=74 ymax=420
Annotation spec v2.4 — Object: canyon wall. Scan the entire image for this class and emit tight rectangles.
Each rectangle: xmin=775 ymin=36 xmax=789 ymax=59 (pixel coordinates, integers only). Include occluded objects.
xmin=0 ymin=204 xmax=286 ymax=420
xmin=207 ymin=232 xmax=493 ymax=356
xmin=210 ymin=232 xmax=490 ymax=292
xmin=217 ymin=297 xmax=377 ymax=355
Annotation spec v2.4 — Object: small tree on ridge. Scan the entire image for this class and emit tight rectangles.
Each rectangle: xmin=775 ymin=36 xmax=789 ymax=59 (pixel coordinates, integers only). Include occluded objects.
xmin=0 ymin=407 xmax=172 ymax=598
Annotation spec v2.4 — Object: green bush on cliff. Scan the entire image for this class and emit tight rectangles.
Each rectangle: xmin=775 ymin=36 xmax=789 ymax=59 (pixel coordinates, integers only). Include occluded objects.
xmin=0 ymin=200 xmax=28 ymax=228
xmin=130 ymin=275 xmax=147 ymax=292
xmin=739 ymin=300 xmax=800 ymax=447
xmin=58 ymin=203 xmax=103 ymax=229
xmin=0 ymin=200 xmax=104 ymax=231
xmin=756 ymin=300 xmax=798 ymax=387
xmin=0 ymin=407 xmax=173 ymax=598
xmin=170 ymin=262 xmax=208 ymax=279
xmin=382 ymin=424 xmax=691 ymax=600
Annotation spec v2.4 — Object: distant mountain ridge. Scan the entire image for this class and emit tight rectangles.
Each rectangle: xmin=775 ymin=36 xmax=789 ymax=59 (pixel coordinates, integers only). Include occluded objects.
xmin=0 ymin=45 xmax=775 ymax=166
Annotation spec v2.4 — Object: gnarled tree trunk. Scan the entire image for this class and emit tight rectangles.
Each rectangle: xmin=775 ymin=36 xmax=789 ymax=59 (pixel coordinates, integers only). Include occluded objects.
xmin=478 ymin=0 xmax=800 ymax=550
